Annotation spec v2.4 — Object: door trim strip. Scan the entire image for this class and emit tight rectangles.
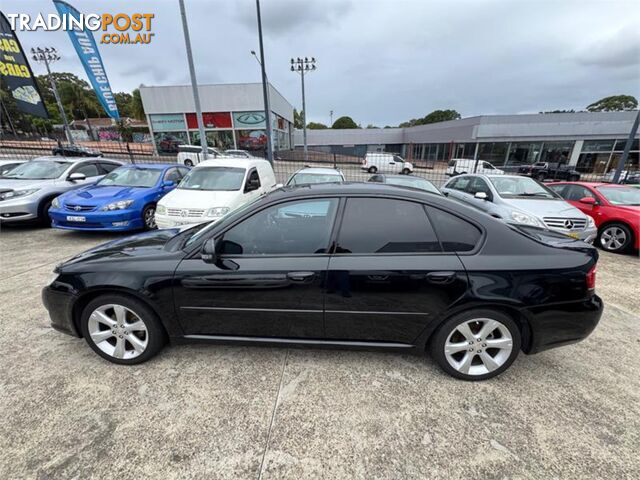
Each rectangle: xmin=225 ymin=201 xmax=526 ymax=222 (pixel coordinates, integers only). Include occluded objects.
xmin=180 ymin=306 xmax=427 ymax=315
xmin=182 ymin=334 xmax=414 ymax=349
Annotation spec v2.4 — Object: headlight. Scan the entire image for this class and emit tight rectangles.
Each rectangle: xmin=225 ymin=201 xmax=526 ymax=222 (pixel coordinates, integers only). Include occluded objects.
xmin=156 ymin=204 xmax=167 ymax=215
xmin=207 ymin=207 xmax=230 ymax=217
xmin=51 ymin=197 xmax=60 ymax=208
xmin=511 ymin=210 xmax=542 ymax=227
xmin=0 ymin=188 xmax=40 ymax=201
xmin=586 ymin=216 xmax=595 ymax=228
xmin=100 ymin=200 xmax=133 ymax=211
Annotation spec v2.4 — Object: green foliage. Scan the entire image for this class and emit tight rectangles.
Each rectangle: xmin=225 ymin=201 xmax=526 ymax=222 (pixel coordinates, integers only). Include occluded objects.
xmin=586 ymin=95 xmax=638 ymax=112
xmin=293 ymin=109 xmax=304 ymax=129
xmin=114 ymin=92 xmax=133 ymax=118
xmin=307 ymin=121 xmax=328 ymax=129
xmin=398 ymin=109 xmax=461 ymax=128
xmin=331 ymin=116 xmax=359 ymax=129
xmin=116 ymin=120 xmax=134 ymax=142
xmin=131 ymin=89 xmax=145 ymax=120
xmin=366 ymin=124 xmax=378 ymax=129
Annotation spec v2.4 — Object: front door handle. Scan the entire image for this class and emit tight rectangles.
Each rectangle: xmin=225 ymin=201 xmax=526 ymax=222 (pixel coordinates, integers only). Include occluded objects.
xmin=287 ymin=271 xmax=316 ymax=283
xmin=427 ymin=271 xmax=456 ymax=284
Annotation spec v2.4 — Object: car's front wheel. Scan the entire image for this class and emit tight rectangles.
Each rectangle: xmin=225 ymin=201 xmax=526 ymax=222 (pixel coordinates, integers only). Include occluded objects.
xmin=598 ymin=223 xmax=633 ymax=253
xmin=430 ymin=310 xmax=521 ymax=381
xmin=184 ymin=159 xmax=194 ymax=167
xmin=80 ymin=294 xmax=167 ymax=365
xmin=402 ymin=168 xmax=411 ymax=175
xmin=142 ymin=204 xmax=157 ymax=230
xmin=368 ymin=166 xmax=377 ymax=173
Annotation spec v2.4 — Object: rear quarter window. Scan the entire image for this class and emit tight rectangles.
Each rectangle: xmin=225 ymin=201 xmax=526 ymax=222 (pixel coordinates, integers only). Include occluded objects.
xmin=427 ymin=207 xmax=482 ymax=252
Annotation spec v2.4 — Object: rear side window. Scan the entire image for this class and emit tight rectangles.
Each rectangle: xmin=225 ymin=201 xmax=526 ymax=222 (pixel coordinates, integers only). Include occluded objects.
xmin=427 ymin=207 xmax=481 ymax=252
xmin=336 ymin=198 xmax=441 ymax=254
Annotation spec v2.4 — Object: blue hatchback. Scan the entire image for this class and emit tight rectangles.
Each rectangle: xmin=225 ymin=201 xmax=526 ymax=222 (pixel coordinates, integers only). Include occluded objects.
xmin=49 ymin=164 xmax=190 ymax=231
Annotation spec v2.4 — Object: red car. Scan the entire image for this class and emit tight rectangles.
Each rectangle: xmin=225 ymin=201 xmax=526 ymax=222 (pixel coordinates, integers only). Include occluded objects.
xmin=548 ymin=182 xmax=640 ymax=254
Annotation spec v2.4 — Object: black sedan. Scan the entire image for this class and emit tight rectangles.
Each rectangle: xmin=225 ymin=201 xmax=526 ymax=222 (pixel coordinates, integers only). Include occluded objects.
xmin=52 ymin=144 xmax=103 ymax=157
xmin=368 ymin=173 xmax=441 ymax=194
xmin=42 ymin=183 xmax=603 ymax=380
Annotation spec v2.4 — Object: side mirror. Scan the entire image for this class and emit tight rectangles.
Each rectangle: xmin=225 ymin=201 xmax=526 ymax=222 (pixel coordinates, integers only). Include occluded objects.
xmin=162 ymin=180 xmax=175 ymax=188
xmin=275 ymin=183 xmax=284 ymax=189
xmin=474 ymin=191 xmax=489 ymax=200
xmin=245 ymin=179 xmax=260 ymax=193
xmin=67 ymin=172 xmax=86 ymax=182
xmin=579 ymin=196 xmax=597 ymax=205
xmin=201 ymin=238 xmax=217 ymax=263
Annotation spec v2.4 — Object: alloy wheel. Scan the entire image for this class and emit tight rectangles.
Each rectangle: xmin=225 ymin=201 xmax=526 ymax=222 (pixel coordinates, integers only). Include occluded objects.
xmin=444 ymin=318 xmax=513 ymax=376
xmin=87 ymin=304 xmax=149 ymax=360
xmin=600 ymin=226 xmax=626 ymax=251
xmin=144 ymin=206 xmax=157 ymax=229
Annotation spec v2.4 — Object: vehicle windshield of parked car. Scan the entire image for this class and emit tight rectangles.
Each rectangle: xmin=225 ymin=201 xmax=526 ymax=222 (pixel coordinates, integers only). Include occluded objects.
xmin=489 ymin=176 xmax=558 ymax=199
xmin=288 ymin=173 xmax=342 ymax=185
xmin=597 ymin=186 xmax=640 ymax=206
xmin=97 ymin=167 xmax=162 ymax=188
xmin=178 ymin=167 xmax=246 ymax=191
xmin=384 ymin=176 xmax=440 ymax=193
xmin=0 ymin=161 xmax=69 ymax=180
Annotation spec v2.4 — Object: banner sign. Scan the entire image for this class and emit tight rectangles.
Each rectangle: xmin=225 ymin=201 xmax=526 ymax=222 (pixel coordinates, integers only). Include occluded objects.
xmin=149 ymin=114 xmax=186 ymax=132
xmin=233 ymin=111 xmax=266 ymax=129
xmin=0 ymin=12 xmax=49 ymax=118
xmin=52 ymin=0 xmax=120 ymax=119
xmin=186 ymin=112 xmax=232 ymax=129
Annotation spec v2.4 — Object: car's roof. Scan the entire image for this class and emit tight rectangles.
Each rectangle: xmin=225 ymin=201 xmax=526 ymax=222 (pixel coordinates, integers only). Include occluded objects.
xmin=0 ymin=159 xmax=26 ymax=164
xmin=30 ymin=156 xmax=122 ymax=163
xmin=547 ymin=181 xmax=633 ymax=188
xmin=196 ymin=158 xmax=271 ymax=169
xmin=272 ymin=182 xmax=444 ymax=200
xmin=293 ymin=167 xmax=342 ymax=175
xmin=379 ymin=174 xmax=429 ymax=180
xmin=118 ymin=163 xmax=176 ymax=170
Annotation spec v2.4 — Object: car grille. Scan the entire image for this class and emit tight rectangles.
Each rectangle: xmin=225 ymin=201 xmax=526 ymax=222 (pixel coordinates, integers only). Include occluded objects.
xmin=64 ymin=204 xmax=96 ymax=212
xmin=543 ymin=217 xmax=586 ymax=231
xmin=167 ymin=208 xmax=205 ymax=218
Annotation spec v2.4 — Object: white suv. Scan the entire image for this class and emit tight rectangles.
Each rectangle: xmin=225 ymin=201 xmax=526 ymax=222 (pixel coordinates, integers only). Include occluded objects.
xmin=361 ymin=153 xmax=413 ymax=174
xmin=177 ymin=145 xmax=225 ymax=167
xmin=156 ymin=158 xmax=277 ymax=229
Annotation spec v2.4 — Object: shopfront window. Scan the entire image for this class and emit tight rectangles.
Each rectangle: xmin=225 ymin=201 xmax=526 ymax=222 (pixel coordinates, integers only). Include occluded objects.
xmin=189 ymin=130 xmax=235 ymax=150
xmin=235 ymin=130 xmax=268 ymax=153
xmin=539 ymin=141 xmax=574 ymax=165
xmin=477 ymin=143 xmax=509 ymax=166
xmin=506 ymin=142 xmax=542 ymax=166
xmin=153 ymin=131 xmax=188 ymax=155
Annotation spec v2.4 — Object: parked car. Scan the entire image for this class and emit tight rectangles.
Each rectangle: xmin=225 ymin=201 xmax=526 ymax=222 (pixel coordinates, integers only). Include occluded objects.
xmin=286 ymin=167 xmax=345 ymax=186
xmin=224 ymin=149 xmax=255 ymax=158
xmin=157 ymin=135 xmax=183 ymax=154
xmin=0 ymin=157 xmax=123 ymax=225
xmin=176 ymin=145 xmax=225 ymax=167
xmin=601 ymin=170 xmax=640 ymax=185
xmin=155 ymin=158 xmax=277 ymax=229
xmin=48 ymin=164 xmax=190 ymax=232
xmin=446 ymin=158 xmax=504 ymax=176
xmin=441 ymin=174 xmax=597 ymax=242
xmin=52 ymin=144 xmax=103 ymax=157
xmin=368 ymin=173 xmax=441 ymax=194
xmin=361 ymin=153 xmax=413 ymax=174
xmin=518 ymin=162 xmax=580 ymax=181
xmin=0 ymin=159 xmax=27 ymax=176
xmin=42 ymin=183 xmax=603 ymax=380
xmin=548 ymin=182 xmax=640 ymax=254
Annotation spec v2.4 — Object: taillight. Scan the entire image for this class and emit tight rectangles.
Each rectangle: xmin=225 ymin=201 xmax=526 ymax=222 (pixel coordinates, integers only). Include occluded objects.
xmin=586 ymin=264 xmax=596 ymax=293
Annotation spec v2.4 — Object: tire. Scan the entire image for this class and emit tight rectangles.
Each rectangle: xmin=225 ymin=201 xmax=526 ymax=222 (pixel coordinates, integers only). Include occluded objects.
xmin=569 ymin=174 xmax=580 ymax=182
xmin=598 ymin=223 xmax=633 ymax=254
xmin=80 ymin=294 xmax=167 ymax=365
xmin=38 ymin=198 xmax=54 ymax=227
xmin=402 ymin=168 xmax=411 ymax=175
xmin=368 ymin=166 xmax=377 ymax=174
xmin=184 ymin=159 xmax=194 ymax=167
xmin=429 ymin=309 xmax=521 ymax=381
xmin=142 ymin=204 xmax=157 ymax=230
xmin=535 ymin=172 xmax=545 ymax=181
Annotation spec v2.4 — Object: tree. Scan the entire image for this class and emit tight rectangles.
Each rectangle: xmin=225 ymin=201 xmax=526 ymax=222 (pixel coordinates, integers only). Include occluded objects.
xmin=293 ymin=109 xmax=304 ymax=129
xmin=131 ymin=88 xmax=145 ymax=120
xmin=586 ymin=95 xmax=638 ymax=112
xmin=399 ymin=109 xmax=461 ymax=127
xmin=366 ymin=124 xmax=378 ymax=129
xmin=332 ymin=116 xmax=358 ymax=129
xmin=307 ymin=122 xmax=328 ymax=129
xmin=114 ymin=92 xmax=133 ymax=118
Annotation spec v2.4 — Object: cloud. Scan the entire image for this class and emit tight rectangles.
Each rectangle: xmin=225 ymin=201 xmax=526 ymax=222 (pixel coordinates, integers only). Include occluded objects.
xmin=576 ymin=25 xmax=640 ymax=69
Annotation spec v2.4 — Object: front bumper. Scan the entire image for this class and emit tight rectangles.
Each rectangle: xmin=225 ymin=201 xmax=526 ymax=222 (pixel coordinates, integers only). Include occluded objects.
xmin=525 ymin=295 xmax=603 ymax=354
xmin=49 ymin=207 xmax=144 ymax=231
xmin=42 ymin=284 xmax=81 ymax=337
xmin=0 ymin=196 xmax=40 ymax=223
xmin=548 ymin=225 xmax=598 ymax=244
xmin=155 ymin=213 xmax=208 ymax=230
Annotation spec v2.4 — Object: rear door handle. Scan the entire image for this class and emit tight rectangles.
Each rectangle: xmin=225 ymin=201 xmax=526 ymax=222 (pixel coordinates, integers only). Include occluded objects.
xmin=287 ymin=271 xmax=316 ymax=283
xmin=427 ymin=271 xmax=456 ymax=284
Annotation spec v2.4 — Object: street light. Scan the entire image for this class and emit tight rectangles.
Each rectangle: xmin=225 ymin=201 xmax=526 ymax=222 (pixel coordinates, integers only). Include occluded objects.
xmin=31 ymin=47 xmax=74 ymax=145
xmin=290 ymin=56 xmax=317 ymax=161
xmin=255 ymin=0 xmax=273 ymax=163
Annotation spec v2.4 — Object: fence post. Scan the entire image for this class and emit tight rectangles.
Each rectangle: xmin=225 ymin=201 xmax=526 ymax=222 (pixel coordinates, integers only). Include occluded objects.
xmin=126 ymin=142 xmax=135 ymax=164
xmin=472 ymin=143 xmax=480 ymax=173
xmin=333 ymin=153 xmax=337 ymax=169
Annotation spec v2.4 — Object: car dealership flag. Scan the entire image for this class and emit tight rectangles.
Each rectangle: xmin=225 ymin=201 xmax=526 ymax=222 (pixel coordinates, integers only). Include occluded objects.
xmin=0 ymin=11 xmax=49 ymax=118
xmin=52 ymin=0 xmax=120 ymax=119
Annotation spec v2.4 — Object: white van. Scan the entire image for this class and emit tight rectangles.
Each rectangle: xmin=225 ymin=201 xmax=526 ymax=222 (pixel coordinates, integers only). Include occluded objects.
xmin=155 ymin=158 xmax=277 ymax=229
xmin=177 ymin=145 xmax=225 ymax=167
xmin=361 ymin=153 xmax=413 ymax=174
xmin=446 ymin=158 xmax=504 ymax=176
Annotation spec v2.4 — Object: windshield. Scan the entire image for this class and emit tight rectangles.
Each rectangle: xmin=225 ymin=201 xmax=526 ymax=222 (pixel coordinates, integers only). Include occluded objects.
xmin=385 ymin=176 xmax=440 ymax=193
xmin=0 ymin=161 xmax=69 ymax=180
xmin=489 ymin=176 xmax=558 ymax=199
xmin=178 ymin=167 xmax=246 ymax=191
xmin=97 ymin=167 xmax=162 ymax=188
xmin=288 ymin=172 xmax=342 ymax=185
xmin=597 ymin=186 xmax=640 ymax=206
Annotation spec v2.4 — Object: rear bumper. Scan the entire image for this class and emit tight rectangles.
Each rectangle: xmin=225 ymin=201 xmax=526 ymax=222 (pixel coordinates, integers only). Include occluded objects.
xmin=42 ymin=285 xmax=81 ymax=337
xmin=524 ymin=295 xmax=603 ymax=354
xmin=49 ymin=208 xmax=144 ymax=231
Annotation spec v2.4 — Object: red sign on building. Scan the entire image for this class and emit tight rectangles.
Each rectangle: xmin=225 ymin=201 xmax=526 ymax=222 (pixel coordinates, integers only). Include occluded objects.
xmin=186 ymin=112 xmax=232 ymax=129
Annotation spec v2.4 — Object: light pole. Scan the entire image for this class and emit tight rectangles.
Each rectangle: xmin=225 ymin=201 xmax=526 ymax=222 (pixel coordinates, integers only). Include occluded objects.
xmin=255 ymin=0 xmax=273 ymax=163
xmin=31 ymin=47 xmax=73 ymax=145
xmin=178 ymin=0 xmax=208 ymax=156
xmin=251 ymin=49 xmax=274 ymax=159
xmin=330 ymin=110 xmax=333 ymax=128
xmin=290 ymin=57 xmax=316 ymax=161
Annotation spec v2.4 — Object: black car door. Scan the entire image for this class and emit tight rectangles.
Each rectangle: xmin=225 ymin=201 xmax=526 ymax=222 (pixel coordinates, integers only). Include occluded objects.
xmin=324 ymin=197 xmax=470 ymax=344
xmin=173 ymin=198 xmax=340 ymax=338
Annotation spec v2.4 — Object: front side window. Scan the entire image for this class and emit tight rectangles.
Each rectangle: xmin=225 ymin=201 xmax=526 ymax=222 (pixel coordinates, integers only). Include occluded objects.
xmin=245 ymin=169 xmax=261 ymax=189
xmin=219 ymin=199 xmax=339 ymax=255
xmin=100 ymin=162 xmax=120 ymax=173
xmin=489 ymin=176 xmax=557 ymax=199
xmin=179 ymin=167 xmax=246 ymax=191
xmin=562 ymin=185 xmax=593 ymax=201
xmin=163 ymin=168 xmax=183 ymax=184
xmin=98 ymin=167 xmax=162 ymax=187
xmin=1 ymin=161 xmax=69 ymax=180
xmin=336 ymin=198 xmax=440 ymax=254
xmin=596 ymin=187 xmax=640 ymax=206
xmin=466 ymin=177 xmax=492 ymax=197
xmin=451 ymin=176 xmax=471 ymax=191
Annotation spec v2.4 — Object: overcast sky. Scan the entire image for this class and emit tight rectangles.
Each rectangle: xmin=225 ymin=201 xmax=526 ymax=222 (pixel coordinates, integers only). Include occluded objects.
xmin=4 ymin=0 xmax=640 ymax=126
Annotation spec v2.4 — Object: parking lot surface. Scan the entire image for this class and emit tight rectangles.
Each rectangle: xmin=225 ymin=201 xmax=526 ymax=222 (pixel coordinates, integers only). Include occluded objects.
xmin=1 ymin=226 xmax=639 ymax=479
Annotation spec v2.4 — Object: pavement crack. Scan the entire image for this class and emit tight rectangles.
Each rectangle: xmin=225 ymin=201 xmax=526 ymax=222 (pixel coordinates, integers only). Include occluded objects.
xmin=257 ymin=349 xmax=289 ymax=480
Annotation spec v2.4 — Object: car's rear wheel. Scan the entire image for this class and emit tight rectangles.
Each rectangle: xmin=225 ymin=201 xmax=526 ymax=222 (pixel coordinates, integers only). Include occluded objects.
xmin=368 ymin=166 xmax=377 ymax=173
xmin=184 ymin=159 xmax=194 ymax=167
xmin=535 ymin=172 xmax=545 ymax=181
xmin=142 ymin=204 xmax=157 ymax=230
xmin=430 ymin=310 xmax=521 ymax=381
xmin=598 ymin=223 xmax=633 ymax=253
xmin=80 ymin=294 xmax=167 ymax=365
xmin=402 ymin=168 xmax=411 ymax=175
